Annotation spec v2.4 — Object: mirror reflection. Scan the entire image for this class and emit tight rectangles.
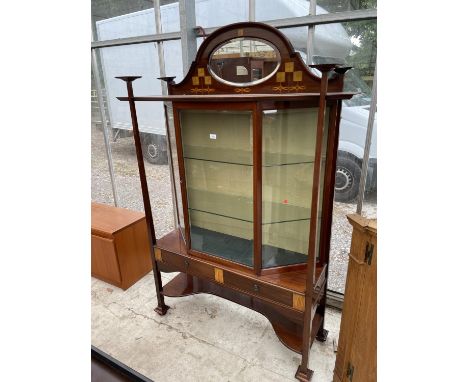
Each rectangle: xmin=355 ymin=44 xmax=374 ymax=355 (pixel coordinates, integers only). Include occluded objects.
xmin=209 ymin=38 xmax=280 ymax=86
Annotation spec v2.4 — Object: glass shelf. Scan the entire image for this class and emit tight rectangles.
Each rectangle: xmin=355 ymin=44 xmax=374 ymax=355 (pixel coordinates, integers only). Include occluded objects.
xmin=185 ymin=187 xmax=321 ymax=224
xmin=183 ymin=147 xmax=252 ymax=166
xmin=263 ymin=153 xmax=314 ymax=167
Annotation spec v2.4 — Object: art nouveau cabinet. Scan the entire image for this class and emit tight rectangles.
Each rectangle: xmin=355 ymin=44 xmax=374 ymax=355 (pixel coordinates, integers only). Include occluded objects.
xmin=117 ymin=22 xmax=354 ymax=381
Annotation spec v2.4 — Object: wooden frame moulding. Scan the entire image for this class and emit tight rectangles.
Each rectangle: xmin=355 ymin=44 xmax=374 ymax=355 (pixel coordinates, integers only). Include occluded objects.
xmin=163 ymin=103 xmax=182 ymax=230
xmin=253 ymin=101 xmax=263 ymax=275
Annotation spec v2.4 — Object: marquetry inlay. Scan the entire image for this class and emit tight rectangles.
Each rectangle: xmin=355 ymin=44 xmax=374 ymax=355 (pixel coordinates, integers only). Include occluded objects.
xmin=234 ymin=88 xmax=251 ymax=93
xmin=293 ymin=293 xmax=305 ymax=311
xmin=273 ymin=61 xmax=306 ymax=92
xmin=191 ymin=67 xmax=215 ymax=93
xmin=214 ymin=268 xmax=224 ymax=283
xmin=293 ymin=70 xmax=303 ymax=82
xmin=155 ymin=248 xmax=162 ymax=262
xmin=285 ymin=61 xmax=294 ymax=73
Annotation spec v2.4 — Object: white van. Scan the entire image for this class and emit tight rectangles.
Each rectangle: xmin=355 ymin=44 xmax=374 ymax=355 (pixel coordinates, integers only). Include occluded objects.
xmin=96 ymin=0 xmax=376 ymax=202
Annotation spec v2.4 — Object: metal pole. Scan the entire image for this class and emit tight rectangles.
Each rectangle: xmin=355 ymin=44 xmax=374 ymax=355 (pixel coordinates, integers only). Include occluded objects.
xmin=91 ymin=43 xmax=119 ymax=207
xmin=306 ymin=0 xmax=317 ymax=65
xmin=179 ymin=0 xmax=197 ymax=75
xmin=154 ymin=0 xmax=178 ymax=230
xmin=249 ymin=0 xmax=256 ymax=21
xmin=154 ymin=0 xmax=168 ymax=96
xmin=356 ymin=63 xmax=377 ymax=214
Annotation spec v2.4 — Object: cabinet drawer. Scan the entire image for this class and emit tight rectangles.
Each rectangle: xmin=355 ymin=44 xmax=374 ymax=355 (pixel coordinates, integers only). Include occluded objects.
xmin=91 ymin=235 xmax=121 ymax=285
xmin=159 ymin=250 xmax=298 ymax=309
xmin=223 ymin=272 xmax=293 ymax=307
xmin=185 ymin=257 xmax=214 ymax=279
xmin=160 ymin=250 xmax=214 ymax=280
xmin=160 ymin=249 xmax=186 ymax=270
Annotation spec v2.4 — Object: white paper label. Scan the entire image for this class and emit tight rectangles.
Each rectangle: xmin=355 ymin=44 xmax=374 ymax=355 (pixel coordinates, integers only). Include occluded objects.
xmin=209 ymin=133 xmax=217 ymax=140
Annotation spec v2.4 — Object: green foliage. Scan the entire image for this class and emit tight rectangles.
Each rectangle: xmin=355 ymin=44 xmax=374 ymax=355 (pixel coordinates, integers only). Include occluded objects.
xmin=317 ymin=1 xmax=377 ymax=79
xmin=344 ymin=20 xmax=376 ymax=78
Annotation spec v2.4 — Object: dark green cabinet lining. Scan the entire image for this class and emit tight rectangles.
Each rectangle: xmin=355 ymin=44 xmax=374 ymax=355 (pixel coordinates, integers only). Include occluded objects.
xmin=190 ymin=226 xmax=307 ymax=268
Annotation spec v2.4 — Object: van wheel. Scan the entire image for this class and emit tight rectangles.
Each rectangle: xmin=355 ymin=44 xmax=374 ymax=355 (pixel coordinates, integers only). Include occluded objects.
xmin=334 ymin=156 xmax=361 ymax=203
xmin=141 ymin=134 xmax=168 ymax=165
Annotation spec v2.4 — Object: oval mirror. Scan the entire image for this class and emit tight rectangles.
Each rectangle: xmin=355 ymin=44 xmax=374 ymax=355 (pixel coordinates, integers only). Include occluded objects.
xmin=208 ymin=38 xmax=281 ymax=87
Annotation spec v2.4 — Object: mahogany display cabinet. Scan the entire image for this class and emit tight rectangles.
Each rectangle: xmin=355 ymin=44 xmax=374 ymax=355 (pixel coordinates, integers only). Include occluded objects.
xmin=117 ymin=22 xmax=354 ymax=381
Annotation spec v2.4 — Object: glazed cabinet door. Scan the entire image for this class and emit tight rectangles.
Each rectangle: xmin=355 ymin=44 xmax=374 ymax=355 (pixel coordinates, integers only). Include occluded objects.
xmin=261 ymin=107 xmax=329 ymax=268
xmin=178 ymin=108 xmax=255 ymax=267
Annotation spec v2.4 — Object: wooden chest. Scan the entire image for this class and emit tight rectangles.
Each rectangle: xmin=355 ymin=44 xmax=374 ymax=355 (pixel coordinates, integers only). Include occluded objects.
xmin=91 ymin=203 xmax=152 ymax=290
xmin=333 ymin=214 xmax=377 ymax=382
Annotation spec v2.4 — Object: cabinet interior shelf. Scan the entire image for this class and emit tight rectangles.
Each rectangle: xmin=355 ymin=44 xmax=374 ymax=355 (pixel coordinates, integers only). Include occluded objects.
xmin=183 ymin=147 xmax=316 ymax=167
xmin=187 ymin=188 xmax=320 ymax=224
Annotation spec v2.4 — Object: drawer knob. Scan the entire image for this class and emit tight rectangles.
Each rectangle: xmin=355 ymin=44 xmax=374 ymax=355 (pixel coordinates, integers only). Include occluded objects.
xmin=253 ymin=284 xmax=260 ymax=292
xmin=184 ymin=260 xmax=190 ymax=269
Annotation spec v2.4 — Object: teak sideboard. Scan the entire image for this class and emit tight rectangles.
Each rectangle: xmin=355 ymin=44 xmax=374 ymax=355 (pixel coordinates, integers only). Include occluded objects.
xmin=116 ymin=22 xmax=356 ymax=381
xmin=91 ymin=202 xmax=153 ymax=290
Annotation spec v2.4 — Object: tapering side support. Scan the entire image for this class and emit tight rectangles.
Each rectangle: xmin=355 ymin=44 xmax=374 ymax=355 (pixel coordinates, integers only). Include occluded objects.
xmin=316 ymin=66 xmax=352 ymax=342
xmin=297 ymin=64 xmax=336 ymax=381
xmin=116 ymin=76 xmax=169 ymax=316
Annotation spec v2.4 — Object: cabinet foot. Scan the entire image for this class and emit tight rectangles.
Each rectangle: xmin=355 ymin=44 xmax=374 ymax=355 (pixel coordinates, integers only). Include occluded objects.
xmin=316 ymin=328 xmax=328 ymax=342
xmin=295 ymin=366 xmax=313 ymax=382
xmin=154 ymin=304 xmax=170 ymax=316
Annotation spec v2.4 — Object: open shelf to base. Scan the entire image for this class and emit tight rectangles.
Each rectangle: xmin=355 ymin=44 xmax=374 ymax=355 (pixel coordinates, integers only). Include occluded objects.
xmin=162 ymin=272 xmax=324 ymax=354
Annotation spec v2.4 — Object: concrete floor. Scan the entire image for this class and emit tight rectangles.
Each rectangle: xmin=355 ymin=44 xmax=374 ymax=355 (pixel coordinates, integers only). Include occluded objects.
xmin=91 ymin=272 xmax=342 ymax=382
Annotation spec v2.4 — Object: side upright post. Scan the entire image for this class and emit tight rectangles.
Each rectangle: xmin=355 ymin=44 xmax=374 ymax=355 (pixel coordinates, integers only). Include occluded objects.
xmin=316 ymin=66 xmax=352 ymax=341
xmin=116 ymin=76 xmax=169 ymax=316
xmin=296 ymin=64 xmax=336 ymax=382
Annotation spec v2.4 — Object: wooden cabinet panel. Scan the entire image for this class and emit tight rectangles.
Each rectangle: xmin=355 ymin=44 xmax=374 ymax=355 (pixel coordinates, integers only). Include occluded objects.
xmin=114 ymin=220 xmax=153 ymax=290
xmin=91 ymin=235 xmax=121 ymax=285
xmin=91 ymin=203 xmax=153 ymax=290
xmin=349 ymin=233 xmax=376 ymax=382
xmin=333 ymin=214 xmax=376 ymax=382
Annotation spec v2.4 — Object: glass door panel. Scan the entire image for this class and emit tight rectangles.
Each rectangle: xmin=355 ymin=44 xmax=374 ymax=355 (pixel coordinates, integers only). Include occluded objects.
xmin=262 ymin=108 xmax=329 ymax=268
xmin=166 ymin=104 xmax=186 ymax=241
xmin=180 ymin=110 xmax=254 ymax=267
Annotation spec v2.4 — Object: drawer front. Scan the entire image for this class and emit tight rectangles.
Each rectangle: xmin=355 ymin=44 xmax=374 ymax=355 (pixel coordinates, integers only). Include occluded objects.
xmin=223 ymin=272 xmax=293 ymax=307
xmin=160 ymin=249 xmax=186 ymax=270
xmin=185 ymin=257 xmax=214 ymax=279
xmin=91 ymin=235 xmax=121 ymax=285
xmin=160 ymin=250 xmax=214 ymax=280
xmin=159 ymin=249 xmax=301 ymax=310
